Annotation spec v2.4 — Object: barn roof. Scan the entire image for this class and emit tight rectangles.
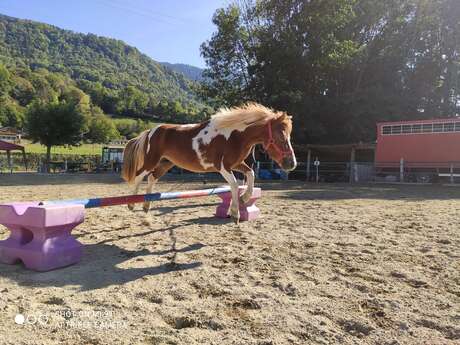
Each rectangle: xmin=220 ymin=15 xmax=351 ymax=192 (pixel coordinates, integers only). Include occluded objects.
xmin=294 ymin=142 xmax=375 ymax=154
xmin=0 ymin=139 xmax=24 ymax=151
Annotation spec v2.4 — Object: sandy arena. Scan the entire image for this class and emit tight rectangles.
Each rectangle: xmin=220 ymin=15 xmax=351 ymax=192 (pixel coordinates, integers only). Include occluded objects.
xmin=0 ymin=174 xmax=458 ymax=345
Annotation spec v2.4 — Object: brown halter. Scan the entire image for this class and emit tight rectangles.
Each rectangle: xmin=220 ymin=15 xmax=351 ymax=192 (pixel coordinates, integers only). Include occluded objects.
xmin=263 ymin=120 xmax=293 ymax=158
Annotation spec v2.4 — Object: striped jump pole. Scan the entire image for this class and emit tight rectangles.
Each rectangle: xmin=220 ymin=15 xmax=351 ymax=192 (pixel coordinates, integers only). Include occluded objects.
xmin=0 ymin=186 xmax=261 ymax=271
xmin=41 ymin=186 xmax=232 ymax=208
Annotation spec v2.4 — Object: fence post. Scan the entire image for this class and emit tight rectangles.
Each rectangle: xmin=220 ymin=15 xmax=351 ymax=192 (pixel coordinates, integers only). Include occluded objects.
xmin=6 ymin=150 xmax=12 ymax=173
xmin=400 ymin=158 xmax=404 ymax=182
xmin=306 ymin=149 xmax=311 ymax=181
xmin=354 ymin=163 xmax=359 ymax=183
xmin=450 ymin=163 xmax=454 ymax=184
xmin=349 ymin=147 xmax=356 ymax=184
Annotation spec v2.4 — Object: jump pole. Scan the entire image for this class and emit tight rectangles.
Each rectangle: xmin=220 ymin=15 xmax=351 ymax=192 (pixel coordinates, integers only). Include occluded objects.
xmin=0 ymin=186 xmax=261 ymax=271
xmin=42 ymin=186 xmax=233 ymax=208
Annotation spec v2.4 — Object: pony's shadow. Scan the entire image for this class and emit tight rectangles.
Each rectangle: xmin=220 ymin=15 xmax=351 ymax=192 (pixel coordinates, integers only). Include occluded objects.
xmin=0 ymin=240 xmax=204 ymax=291
xmin=0 ymin=204 xmax=235 ymax=291
xmin=132 ymin=202 xmax=218 ymax=216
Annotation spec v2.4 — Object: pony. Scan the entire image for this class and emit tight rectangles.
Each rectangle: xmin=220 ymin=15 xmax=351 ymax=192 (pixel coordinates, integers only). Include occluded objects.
xmin=121 ymin=102 xmax=297 ymax=223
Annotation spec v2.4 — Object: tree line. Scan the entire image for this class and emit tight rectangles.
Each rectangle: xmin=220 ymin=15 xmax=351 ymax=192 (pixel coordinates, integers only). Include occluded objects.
xmin=200 ymin=0 xmax=460 ymax=144
xmin=0 ymin=64 xmax=209 ymax=129
xmin=0 ymin=64 xmax=209 ymax=170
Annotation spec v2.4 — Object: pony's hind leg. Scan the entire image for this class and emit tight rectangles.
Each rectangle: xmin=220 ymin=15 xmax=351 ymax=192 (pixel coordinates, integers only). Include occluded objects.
xmin=143 ymin=174 xmax=156 ymax=212
xmin=128 ymin=171 xmax=148 ymax=210
xmin=143 ymin=160 xmax=174 ymax=212
xmin=234 ymin=162 xmax=255 ymax=205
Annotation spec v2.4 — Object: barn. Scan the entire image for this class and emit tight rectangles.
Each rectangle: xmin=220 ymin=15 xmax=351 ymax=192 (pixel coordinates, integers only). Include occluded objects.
xmin=375 ymin=118 xmax=460 ymax=182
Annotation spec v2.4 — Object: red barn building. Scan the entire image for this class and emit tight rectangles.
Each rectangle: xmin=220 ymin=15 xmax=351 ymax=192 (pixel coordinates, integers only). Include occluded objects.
xmin=375 ymin=118 xmax=460 ymax=181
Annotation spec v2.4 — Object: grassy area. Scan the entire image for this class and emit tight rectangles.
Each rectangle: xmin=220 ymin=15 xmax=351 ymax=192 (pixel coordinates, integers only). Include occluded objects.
xmin=22 ymin=140 xmax=103 ymax=155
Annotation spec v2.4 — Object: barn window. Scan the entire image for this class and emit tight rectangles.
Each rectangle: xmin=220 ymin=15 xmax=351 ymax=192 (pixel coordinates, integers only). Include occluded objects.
xmin=402 ymin=125 xmax=412 ymax=133
xmin=422 ymin=124 xmax=433 ymax=133
xmin=391 ymin=125 xmax=402 ymax=134
xmin=412 ymin=124 xmax=422 ymax=133
xmin=433 ymin=123 xmax=443 ymax=132
xmin=444 ymin=123 xmax=455 ymax=132
xmin=382 ymin=126 xmax=391 ymax=135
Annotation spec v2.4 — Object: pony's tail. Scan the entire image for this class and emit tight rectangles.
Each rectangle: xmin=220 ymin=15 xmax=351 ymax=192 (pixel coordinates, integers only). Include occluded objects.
xmin=122 ymin=130 xmax=150 ymax=184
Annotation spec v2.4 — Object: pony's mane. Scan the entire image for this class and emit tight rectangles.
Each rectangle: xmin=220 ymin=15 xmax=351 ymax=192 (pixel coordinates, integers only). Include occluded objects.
xmin=211 ymin=103 xmax=283 ymax=130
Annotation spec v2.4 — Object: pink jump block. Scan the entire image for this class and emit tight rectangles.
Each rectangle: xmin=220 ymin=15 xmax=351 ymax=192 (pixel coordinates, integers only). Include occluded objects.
xmin=215 ymin=186 xmax=262 ymax=221
xmin=0 ymin=203 xmax=84 ymax=271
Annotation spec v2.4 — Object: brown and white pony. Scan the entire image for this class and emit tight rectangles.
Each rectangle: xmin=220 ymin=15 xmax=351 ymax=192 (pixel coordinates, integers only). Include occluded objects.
xmin=121 ymin=103 xmax=297 ymax=222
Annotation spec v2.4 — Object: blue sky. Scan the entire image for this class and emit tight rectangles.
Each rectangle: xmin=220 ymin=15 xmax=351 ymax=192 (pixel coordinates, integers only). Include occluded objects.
xmin=0 ymin=0 xmax=229 ymax=67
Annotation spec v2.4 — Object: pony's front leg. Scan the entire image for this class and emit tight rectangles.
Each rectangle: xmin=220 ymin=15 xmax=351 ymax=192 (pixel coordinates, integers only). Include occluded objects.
xmin=128 ymin=171 xmax=147 ymax=210
xmin=220 ymin=168 xmax=240 ymax=224
xmin=234 ymin=162 xmax=255 ymax=205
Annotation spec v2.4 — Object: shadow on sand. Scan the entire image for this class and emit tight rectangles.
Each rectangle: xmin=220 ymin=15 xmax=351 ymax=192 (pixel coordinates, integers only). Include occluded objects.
xmin=0 ymin=242 xmax=202 ymax=291
xmin=0 ymin=213 xmax=234 ymax=291
xmin=261 ymin=182 xmax=460 ymax=201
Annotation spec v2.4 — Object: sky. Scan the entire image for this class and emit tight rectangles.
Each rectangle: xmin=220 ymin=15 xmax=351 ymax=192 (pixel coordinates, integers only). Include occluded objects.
xmin=0 ymin=0 xmax=229 ymax=68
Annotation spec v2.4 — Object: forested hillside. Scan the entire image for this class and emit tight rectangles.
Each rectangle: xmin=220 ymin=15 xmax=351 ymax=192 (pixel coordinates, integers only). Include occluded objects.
xmin=161 ymin=62 xmax=203 ymax=81
xmin=0 ymin=13 xmax=208 ymax=122
xmin=201 ymin=0 xmax=460 ymax=144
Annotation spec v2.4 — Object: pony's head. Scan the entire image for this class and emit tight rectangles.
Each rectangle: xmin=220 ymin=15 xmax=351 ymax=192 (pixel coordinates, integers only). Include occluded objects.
xmin=263 ymin=113 xmax=297 ymax=171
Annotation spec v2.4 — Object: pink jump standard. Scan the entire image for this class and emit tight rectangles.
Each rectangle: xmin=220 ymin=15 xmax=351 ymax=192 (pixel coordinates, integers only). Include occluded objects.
xmin=0 ymin=203 xmax=84 ymax=271
xmin=216 ymin=186 xmax=261 ymax=221
xmin=0 ymin=186 xmax=261 ymax=271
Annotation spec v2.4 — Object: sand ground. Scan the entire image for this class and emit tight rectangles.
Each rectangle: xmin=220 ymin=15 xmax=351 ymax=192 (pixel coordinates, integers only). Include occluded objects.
xmin=0 ymin=174 xmax=458 ymax=345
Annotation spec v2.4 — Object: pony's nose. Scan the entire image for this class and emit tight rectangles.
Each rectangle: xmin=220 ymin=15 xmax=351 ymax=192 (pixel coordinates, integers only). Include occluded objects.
xmin=281 ymin=156 xmax=297 ymax=171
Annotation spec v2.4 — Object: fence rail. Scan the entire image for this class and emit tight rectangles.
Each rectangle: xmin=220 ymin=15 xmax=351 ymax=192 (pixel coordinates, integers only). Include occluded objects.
xmin=2 ymin=151 xmax=460 ymax=185
xmin=260 ymin=160 xmax=460 ymax=184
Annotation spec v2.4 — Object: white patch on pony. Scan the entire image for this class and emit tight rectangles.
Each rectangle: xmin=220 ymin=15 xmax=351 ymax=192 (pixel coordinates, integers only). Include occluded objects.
xmin=192 ymin=119 xmax=250 ymax=169
xmin=287 ymin=135 xmax=297 ymax=166
xmin=146 ymin=126 xmax=159 ymax=153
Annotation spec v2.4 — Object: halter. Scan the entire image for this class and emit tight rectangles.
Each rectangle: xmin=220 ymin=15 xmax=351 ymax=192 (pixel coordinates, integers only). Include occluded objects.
xmin=263 ymin=120 xmax=293 ymax=158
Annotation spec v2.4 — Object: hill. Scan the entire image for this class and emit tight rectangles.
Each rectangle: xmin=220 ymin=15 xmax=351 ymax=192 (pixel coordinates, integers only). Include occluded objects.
xmin=0 ymin=13 xmax=205 ymax=114
xmin=161 ymin=62 xmax=203 ymax=81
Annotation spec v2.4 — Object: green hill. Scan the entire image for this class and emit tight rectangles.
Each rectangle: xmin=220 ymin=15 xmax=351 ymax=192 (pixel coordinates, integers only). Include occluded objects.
xmin=0 ymin=13 xmax=205 ymax=115
xmin=161 ymin=62 xmax=203 ymax=81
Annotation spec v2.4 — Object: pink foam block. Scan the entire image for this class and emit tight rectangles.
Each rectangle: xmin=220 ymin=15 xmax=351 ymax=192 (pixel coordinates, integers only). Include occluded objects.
xmin=0 ymin=203 xmax=84 ymax=271
xmin=215 ymin=186 xmax=261 ymax=221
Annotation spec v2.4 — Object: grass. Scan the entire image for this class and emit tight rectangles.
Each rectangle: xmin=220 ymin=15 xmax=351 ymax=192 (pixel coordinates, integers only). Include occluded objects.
xmin=22 ymin=140 xmax=103 ymax=156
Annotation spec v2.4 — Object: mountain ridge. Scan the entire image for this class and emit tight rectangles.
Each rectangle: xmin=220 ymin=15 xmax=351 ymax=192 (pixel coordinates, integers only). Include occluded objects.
xmin=160 ymin=62 xmax=203 ymax=81
xmin=0 ymin=13 xmax=204 ymax=112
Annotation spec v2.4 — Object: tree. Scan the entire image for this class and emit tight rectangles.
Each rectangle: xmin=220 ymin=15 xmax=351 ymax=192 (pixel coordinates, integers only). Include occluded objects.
xmin=0 ymin=98 xmax=24 ymax=128
xmin=26 ymin=100 xmax=86 ymax=171
xmin=200 ymin=0 xmax=460 ymax=144
xmin=200 ymin=4 xmax=256 ymax=106
xmin=86 ymin=107 xmax=120 ymax=143
xmin=115 ymin=86 xmax=149 ymax=116
xmin=0 ymin=63 xmax=11 ymax=96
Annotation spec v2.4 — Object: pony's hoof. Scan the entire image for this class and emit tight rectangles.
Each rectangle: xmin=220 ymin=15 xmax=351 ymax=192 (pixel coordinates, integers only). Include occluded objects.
xmin=231 ymin=215 xmax=240 ymax=224
xmin=142 ymin=206 xmax=150 ymax=213
xmin=240 ymin=195 xmax=250 ymax=206
xmin=127 ymin=204 xmax=135 ymax=211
